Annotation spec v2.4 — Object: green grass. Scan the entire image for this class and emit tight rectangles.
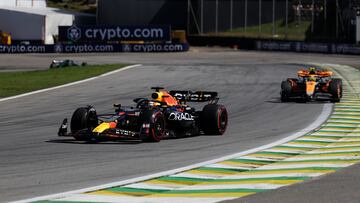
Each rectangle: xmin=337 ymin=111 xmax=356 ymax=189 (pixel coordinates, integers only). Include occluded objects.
xmin=0 ymin=64 xmax=127 ymax=98
xmin=207 ymin=20 xmax=311 ymax=41
xmin=47 ymin=0 xmax=96 ymax=14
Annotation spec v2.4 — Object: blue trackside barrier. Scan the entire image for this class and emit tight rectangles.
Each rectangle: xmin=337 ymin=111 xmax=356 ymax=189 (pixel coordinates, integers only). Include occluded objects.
xmin=256 ymin=41 xmax=360 ymax=55
xmin=0 ymin=43 xmax=189 ymax=54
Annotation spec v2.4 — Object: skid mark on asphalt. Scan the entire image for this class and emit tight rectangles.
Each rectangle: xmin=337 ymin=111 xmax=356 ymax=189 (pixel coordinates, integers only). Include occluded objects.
xmin=21 ymin=65 xmax=360 ymax=203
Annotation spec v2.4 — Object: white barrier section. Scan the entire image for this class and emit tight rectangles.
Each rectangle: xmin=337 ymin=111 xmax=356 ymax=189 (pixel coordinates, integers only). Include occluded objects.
xmin=46 ymin=12 xmax=74 ymax=44
xmin=0 ymin=0 xmax=46 ymax=8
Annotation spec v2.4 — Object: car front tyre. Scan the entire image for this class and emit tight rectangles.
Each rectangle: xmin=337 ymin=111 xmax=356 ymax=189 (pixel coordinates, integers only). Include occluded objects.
xmin=200 ymin=104 xmax=228 ymax=135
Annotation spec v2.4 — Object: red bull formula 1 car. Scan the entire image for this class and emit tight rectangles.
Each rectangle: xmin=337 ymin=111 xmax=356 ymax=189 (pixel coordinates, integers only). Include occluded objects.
xmin=58 ymin=87 xmax=228 ymax=142
xmin=280 ymin=67 xmax=342 ymax=102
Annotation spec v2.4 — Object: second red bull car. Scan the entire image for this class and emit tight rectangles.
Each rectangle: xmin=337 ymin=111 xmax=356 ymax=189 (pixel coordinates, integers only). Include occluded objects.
xmin=58 ymin=87 xmax=228 ymax=142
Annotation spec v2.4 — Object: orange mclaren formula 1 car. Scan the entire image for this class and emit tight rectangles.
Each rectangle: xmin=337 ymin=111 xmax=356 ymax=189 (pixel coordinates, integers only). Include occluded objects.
xmin=58 ymin=87 xmax=228 ymax=142
xmin=280 ymin=67 xmax=342 ymax=102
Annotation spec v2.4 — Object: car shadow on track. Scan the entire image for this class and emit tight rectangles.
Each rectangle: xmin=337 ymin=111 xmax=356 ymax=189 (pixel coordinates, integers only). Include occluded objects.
xmin=46 ymin=139 xmax=142 ymax=145
xmin=266 ymin=97 xmax=330 ymax=104
xmin=46 ymin=134 xmax=215 ymax=145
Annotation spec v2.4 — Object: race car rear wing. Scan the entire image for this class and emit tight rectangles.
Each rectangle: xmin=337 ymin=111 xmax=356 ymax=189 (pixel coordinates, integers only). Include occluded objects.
xmin=169 ymin=90 xmax=218 ymax=102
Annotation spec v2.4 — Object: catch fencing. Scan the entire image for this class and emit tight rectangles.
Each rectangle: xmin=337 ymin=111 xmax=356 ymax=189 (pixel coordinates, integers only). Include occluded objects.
xmin=187 ymin=0 xmax=360 ymax=43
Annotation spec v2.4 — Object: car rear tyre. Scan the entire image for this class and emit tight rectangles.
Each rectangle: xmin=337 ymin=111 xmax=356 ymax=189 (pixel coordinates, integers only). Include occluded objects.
xmin=141 ymin=110 xmax=165 ymax=142
xmin=329 ymin=79 xmax=342 ymax=102
xmin=201 ymin=104 xmax=228 ymax=135
xmin=280 ymin=80 xmax=292 ymax=102
xmin=71 ymin=107 xmax=98 ymax=141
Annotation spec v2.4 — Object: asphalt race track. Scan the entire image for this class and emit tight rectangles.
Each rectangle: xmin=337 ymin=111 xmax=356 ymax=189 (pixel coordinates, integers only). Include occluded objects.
xmin=0 ymin=49 xmax=359 ymax=202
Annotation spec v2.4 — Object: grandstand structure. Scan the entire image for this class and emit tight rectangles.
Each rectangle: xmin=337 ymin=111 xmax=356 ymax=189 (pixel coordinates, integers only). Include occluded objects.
xmin=0 ymin=0 xmax=46 ymax=8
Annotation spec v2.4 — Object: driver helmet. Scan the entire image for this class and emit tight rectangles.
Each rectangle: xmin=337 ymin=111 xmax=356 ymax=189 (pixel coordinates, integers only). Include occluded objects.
xmin=308 ymin=66 xmax=317 ymax=74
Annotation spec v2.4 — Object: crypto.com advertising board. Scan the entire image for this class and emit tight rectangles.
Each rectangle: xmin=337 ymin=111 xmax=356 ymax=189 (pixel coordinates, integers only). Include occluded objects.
xmin=0 ymin=43 xmax=189 ymax=53
xmin=59 ymin=25 xmax=171 ymax=42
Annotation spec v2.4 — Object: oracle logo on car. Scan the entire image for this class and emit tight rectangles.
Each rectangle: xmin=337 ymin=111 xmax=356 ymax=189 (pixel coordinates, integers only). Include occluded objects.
xmin=168 ymin=112 xmax=194 ymax=121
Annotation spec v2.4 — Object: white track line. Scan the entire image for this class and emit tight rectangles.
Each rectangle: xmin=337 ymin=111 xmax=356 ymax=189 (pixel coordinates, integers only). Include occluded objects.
xmin=0 ymin=64 xmax=141 ymax=103
xmin=11 ymin=102 xmax=332 ymax=203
